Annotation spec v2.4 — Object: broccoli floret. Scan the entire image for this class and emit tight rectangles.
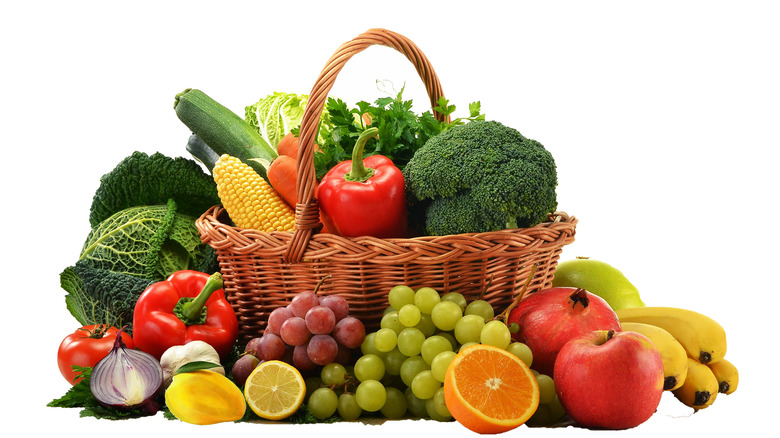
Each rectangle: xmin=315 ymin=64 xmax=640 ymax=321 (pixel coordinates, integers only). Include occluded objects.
xmin=403 ymin=120 xmax=558 ymax=235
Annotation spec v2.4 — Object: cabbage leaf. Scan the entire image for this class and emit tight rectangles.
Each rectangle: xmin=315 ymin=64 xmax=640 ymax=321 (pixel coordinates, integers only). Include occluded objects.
xmin=61 ymin=263 xmax=154 ymax=333
xmin=245 ymin=91 xmax=330 ymax=149
xmin=80 ymin=200 xmax=208 ymax=280
xmin=60 ymin=152 xmax=221 ymax=330
xmin=88 ymin=151 xmax=220 ymax=227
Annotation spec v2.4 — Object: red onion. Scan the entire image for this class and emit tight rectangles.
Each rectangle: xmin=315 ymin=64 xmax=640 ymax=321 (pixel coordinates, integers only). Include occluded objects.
xmin=89 ymin=327 xmax=163 ymax=415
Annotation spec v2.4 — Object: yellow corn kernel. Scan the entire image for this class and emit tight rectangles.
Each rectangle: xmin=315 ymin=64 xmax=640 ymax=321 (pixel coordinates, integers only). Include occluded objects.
xmin=212 ymin=154 xmax=296 ymax=232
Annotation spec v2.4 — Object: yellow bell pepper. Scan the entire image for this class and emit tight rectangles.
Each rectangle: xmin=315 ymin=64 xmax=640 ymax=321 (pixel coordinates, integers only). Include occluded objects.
xmin=165 ymin=369 xmax=246 ymax=425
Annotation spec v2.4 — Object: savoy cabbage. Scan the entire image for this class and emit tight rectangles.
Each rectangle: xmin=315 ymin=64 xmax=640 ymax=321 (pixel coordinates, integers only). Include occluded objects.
xmin=88 ymin=151 xmax=220 ymax=227
xmin=60 ymin=152 xmax=220 ymax=331
xmin=61 ymin=262 xmax=154 ymax=332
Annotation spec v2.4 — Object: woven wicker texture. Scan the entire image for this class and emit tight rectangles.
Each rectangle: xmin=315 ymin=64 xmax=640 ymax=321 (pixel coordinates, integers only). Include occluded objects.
xmin=195 ymin=28 xmax=577 ymax=344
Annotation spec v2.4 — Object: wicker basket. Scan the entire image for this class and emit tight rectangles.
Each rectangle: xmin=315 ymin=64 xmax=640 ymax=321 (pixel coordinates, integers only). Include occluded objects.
xmin=196 ymin=28 xmax=577 ymax=344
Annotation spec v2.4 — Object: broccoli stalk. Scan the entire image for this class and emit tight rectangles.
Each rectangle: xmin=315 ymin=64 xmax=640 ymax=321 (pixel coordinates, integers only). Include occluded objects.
xmin=403 ymin=120 xmax=558 ymax=236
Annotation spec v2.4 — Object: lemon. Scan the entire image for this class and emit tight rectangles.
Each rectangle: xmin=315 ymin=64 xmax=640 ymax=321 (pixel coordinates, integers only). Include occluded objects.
xmin=552 ymin=257 xmax=645 ymax=310
xmin=243 ymin=360 xmax=306 ymax=420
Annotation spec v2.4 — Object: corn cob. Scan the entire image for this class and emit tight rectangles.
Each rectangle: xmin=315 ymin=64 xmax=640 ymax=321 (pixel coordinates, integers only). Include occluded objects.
xmin=212 ymin=154 xmax=296 ymax=232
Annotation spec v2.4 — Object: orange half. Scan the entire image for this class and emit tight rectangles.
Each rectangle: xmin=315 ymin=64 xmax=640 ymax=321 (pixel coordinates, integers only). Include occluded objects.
xmin=443 ymin=344 xmax=540 ymax=434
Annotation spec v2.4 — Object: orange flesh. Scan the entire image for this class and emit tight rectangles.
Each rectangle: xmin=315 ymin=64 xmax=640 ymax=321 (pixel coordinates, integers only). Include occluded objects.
xmin=445 ymin=345 xmax=540 ymax=433
xmin=454 ymin=348 xmax=537 ymax=419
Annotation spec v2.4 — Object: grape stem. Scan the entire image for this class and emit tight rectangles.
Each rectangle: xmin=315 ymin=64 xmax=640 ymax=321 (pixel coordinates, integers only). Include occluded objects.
xmin=478 ymin=275 xmax=494 ymax=301
xmin=313 ymin=274 xmax=333 ymax=296
xmin=496 ymin=264 xmax=538 ymax=323
xmin=325 ymin=373 xmax=359 ymax=394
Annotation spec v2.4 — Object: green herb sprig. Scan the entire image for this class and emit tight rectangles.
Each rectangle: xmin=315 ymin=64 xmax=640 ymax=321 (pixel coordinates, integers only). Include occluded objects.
xmin=310 ymin=86 xmax=484 ymax=178
xmin=47 ymin=366 xmax=154 ymax=420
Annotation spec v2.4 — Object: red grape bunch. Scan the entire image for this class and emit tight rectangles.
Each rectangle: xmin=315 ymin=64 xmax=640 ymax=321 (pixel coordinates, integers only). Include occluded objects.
xmin=233 ymin=289 xmax=367 ymax=384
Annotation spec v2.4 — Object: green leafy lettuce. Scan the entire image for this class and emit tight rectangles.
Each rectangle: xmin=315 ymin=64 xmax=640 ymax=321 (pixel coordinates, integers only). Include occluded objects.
xmin=245 ymin=91 xmax=330 ymax=149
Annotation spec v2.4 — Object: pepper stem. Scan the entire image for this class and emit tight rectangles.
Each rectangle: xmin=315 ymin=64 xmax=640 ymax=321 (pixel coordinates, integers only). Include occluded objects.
xmin=345 ymin=127 xmax=380 ymax=183
xmin=178 ymin=272 xmax=224 ymax=325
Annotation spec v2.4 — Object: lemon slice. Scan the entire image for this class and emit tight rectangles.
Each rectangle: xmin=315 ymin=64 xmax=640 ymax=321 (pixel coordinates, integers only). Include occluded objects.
xmin=243 ymin=360 xmax=306 ymax=420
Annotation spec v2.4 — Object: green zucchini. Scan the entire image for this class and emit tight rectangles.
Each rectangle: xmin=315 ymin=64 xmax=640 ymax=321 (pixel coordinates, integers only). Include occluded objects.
xmin=185 ymin=133 xmax=220 ymax=173
xmin=174 ymin=88 xmax=277 ymax=179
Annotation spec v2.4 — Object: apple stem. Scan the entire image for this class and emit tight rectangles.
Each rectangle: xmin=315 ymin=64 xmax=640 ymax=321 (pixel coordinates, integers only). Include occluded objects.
xmin=606 ymin=329 xmax=616 ymax=341
xmin=497 ymin=264 xmax=538 ymax=322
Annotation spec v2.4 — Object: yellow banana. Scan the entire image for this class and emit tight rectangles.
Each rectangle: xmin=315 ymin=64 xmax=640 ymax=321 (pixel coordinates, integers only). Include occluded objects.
xmin=673 ymin=358 xmax=719 ymax=410
xmin=707 ymin=358 xmax=738 ymax=395
xmin=620 ymin=322 xmax=688 ymax=391
xmin=615 ymin=306 xmax=727 ymax=364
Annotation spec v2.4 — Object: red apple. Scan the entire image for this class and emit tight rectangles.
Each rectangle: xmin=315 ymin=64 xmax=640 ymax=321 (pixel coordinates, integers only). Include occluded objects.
xmin=553 ymin=329 xmax=664 ymax=430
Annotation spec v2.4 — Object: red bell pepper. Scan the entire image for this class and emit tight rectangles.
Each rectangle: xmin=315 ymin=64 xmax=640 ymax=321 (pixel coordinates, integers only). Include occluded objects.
xmin=317 ymin=127 xmax=408 ymax=238
xmin=132 ymin=271 xmax=238 ymax=360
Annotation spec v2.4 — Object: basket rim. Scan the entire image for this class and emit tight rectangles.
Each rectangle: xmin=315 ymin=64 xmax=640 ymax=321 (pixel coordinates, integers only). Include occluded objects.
xmin=196 ymin=204 xmax=577 ymax=264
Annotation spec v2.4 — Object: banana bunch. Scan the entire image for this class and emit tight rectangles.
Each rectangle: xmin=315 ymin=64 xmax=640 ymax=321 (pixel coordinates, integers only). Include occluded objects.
xmin=617 ymin=307 xmax=738 ymax=411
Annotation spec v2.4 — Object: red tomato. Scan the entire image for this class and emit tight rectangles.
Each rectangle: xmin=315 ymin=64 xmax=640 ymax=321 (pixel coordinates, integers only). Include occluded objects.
xmin=57 ymin=325 xmax=135 ymax=384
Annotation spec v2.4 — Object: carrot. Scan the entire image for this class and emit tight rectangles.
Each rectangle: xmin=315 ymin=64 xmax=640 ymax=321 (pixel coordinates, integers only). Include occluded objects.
xmin=267 ymin=155 xmax=299 ymax=208
xmin=270 ymin=133 xmax=331 ymax=234
xmin=276 ymin=133 xmax=300 ymax=160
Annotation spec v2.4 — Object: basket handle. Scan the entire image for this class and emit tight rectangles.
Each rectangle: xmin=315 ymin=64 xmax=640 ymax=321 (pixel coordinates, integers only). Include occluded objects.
xmin=284 ymin=28 xmax=449 ymax=263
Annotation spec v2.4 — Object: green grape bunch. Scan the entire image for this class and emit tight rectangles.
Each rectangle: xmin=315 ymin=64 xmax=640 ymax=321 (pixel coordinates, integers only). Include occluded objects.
xmin=305 ymin=282 xmax=568 ymax=425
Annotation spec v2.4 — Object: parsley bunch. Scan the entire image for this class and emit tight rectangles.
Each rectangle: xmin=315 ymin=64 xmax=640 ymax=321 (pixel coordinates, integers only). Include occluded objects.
xmin=311 ymin=87 xmax=484 ymax=178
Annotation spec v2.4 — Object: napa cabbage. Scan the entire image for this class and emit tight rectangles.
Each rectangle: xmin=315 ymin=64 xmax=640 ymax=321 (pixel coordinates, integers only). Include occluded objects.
xmin=245 ymin=91 xmax=331 ymax=149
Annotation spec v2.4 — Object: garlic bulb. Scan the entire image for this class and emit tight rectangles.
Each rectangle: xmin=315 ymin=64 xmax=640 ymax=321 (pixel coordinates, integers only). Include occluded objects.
xmin=159 ymin=340 xmax=225 ymax=387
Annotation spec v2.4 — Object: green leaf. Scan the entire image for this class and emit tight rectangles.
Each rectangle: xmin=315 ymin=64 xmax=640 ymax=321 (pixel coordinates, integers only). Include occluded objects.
xmin=173 ymin=361 xmax=224 ymax=376
xmin=88 ymin=152 xmax=219 ymax=228
xmin=48 ymin=366 xmax=157 ymax=420
xmin=434 ymin=97 xmax=456 ymax=117
xmin=61 ymin=262 xmax=153 ymax=331
xmin=245 ymin=92 xmax=315 ymax=148
xmin=374 ymin=96 xmax=394 ymax=107
xmin=314 ymin=85 xmax=485 ymax=176
xmin=79 ymin=201 xmax=205 ymax=281
xmin=469 ymin=101 xmax=483 ymax=118
xmin=48 ymin=367 xmax=95 ymax=408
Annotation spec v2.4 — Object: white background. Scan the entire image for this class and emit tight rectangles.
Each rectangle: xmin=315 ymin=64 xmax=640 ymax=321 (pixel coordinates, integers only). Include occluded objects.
xmin=2 ymin=0 xmax=777 ymax=436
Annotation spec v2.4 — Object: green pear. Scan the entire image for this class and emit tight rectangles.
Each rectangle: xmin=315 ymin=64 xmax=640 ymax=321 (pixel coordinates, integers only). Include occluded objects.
xmin=552 ymin=257 xmax=645 ymax=310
